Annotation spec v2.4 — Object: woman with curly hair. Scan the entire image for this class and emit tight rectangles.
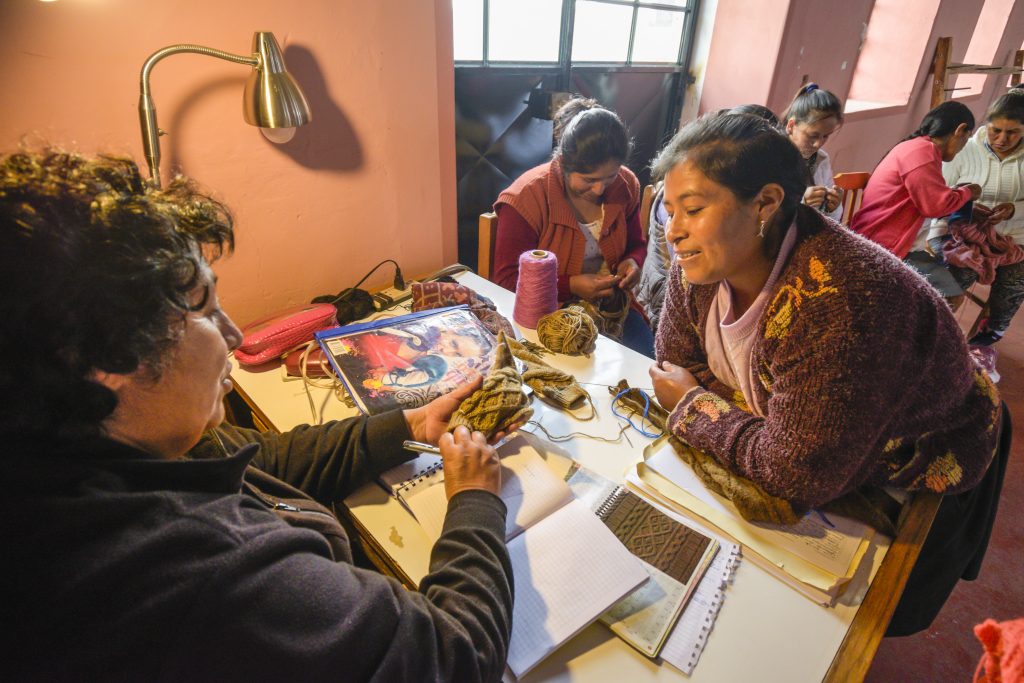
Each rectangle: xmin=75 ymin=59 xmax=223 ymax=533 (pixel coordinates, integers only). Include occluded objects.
xmin=0 ymin=150 xmax=513 ymax=681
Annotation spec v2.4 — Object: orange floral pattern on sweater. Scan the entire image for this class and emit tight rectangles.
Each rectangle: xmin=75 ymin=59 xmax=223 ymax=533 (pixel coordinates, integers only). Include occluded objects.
xmin=765 ymin=256 xmax=839 ymax=340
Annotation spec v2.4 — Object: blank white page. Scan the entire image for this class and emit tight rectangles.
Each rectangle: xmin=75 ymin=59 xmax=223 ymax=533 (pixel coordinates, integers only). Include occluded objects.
xmin=505 ymin=498 xmax=648 ymax=678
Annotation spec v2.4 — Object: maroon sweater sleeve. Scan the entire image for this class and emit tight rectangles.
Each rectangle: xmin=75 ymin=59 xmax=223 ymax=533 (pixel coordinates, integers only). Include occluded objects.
xmin=663 ymin=228 xmax=1000 ymax=510
xmin=493 ymin=205 xmax=573 ymax=300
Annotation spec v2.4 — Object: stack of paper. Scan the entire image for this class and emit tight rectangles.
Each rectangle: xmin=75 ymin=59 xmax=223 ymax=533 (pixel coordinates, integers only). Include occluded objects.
xmin=632 ymin=438 xmax=875 ymax=605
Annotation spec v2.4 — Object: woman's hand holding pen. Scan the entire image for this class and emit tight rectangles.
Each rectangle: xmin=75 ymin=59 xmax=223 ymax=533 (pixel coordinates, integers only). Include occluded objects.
xmin=440 ymin=426 xmax=501 ymax=499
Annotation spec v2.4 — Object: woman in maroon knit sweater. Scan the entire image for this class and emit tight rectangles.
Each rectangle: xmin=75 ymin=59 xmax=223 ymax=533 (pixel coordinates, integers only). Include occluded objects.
xmin=648 ymin=113 xmax=1006 ymax=637
xmin=492 ymin=98 xmax=653 ymax=357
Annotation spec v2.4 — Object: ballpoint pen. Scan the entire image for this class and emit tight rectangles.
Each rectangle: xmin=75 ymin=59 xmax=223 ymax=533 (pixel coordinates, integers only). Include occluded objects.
xmin=403 ymin=440 xmax=441 ymax=456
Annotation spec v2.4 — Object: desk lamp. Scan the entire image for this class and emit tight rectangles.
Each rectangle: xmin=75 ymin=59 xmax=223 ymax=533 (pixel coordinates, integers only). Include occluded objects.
xmin=138 ymin=31 xmax=311 ymax=187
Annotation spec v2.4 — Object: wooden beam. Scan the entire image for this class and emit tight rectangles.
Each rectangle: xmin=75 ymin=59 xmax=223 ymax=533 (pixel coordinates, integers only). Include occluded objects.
xmin=931 ymin=37 xmax=952 ymax=108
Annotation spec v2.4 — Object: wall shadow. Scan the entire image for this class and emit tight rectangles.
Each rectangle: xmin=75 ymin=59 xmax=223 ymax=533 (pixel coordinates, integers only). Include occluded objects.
xmin=162 ymin=44 xmax=363 ymax=174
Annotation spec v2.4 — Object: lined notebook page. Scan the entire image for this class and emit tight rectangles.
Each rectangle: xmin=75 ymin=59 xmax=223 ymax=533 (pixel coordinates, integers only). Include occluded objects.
xmin=505 ymin=498 xmax=648 ymax=678
xmin=406 ymin=446 xmax=573 ymax=544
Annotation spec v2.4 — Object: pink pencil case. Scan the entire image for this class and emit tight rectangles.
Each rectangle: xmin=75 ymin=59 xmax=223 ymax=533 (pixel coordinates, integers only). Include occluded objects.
xmin=234 ymin=303 xmax=338 ymax=366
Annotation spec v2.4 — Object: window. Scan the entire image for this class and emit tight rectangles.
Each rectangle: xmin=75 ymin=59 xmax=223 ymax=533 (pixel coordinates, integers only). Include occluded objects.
xmin=954 ymin=0 xmax=1016 ymax=98
xmin=845 ymin=0 xmax=942 ymax=113
xmin=452 ymin=0 xmax=693 ymax=65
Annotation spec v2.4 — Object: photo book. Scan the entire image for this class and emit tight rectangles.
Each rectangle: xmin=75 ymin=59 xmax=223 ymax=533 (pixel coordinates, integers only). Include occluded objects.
xmin=315 ymin=305 xmax=497 ymax=415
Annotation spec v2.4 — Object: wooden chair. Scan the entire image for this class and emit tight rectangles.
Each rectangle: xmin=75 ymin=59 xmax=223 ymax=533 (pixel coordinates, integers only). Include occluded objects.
xmin=834 ymin=172 xmax=870 ymax=226
xmin=477 ymin=211 xmax=498 ymax=280
xmin=639 ymin=184 xmax=656 ymax=243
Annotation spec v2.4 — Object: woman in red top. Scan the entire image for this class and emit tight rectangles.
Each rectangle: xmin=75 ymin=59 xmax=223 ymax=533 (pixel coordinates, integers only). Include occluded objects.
xmin=492 ymin=98 xmax=653 ymax=357
xmin=851 ymin=101 xmax=982 ymax=259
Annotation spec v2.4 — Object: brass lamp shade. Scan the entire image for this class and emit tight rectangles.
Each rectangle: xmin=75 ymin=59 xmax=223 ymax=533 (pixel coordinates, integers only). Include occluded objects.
xmin=243 ymin=32 xmax=311 ymax=129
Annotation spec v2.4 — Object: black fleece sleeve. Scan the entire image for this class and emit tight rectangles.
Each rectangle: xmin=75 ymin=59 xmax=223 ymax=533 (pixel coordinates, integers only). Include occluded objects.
xmin=214 ymin=410 xmax=414 ymax=503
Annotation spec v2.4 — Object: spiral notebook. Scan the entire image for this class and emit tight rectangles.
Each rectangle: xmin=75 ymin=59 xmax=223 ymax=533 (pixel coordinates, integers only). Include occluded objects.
xmin=377 ymin=453 xmax=444 ymax=499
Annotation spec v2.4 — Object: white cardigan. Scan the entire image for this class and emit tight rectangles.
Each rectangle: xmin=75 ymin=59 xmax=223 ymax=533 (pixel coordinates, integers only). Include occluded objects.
xmin=809 ymin=148 xmax=844 ymax=222
xmin=927 ymin=126 xmax=1024 ymax=245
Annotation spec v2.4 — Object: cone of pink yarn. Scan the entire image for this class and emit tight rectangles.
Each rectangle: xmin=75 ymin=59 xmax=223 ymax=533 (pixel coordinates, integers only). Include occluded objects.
xmin=513 ymin=250 xmax=559 ymax=329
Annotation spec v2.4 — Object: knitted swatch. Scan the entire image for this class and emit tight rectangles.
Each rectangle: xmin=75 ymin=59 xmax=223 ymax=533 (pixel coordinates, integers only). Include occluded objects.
xmin=412 ymin=281 xmax=517 ymax=339
xmin=536 ymin=305 xmax=598 ymax=356
xmin=507 ymin=336 xmax=591 ymax=411
xmin=612 ymin=381 xmax=898 ymax=533
xmin=447 ymin=332 xmax=533 ymax=439
xmin=576 ymin=288 xmax=630 ymax=341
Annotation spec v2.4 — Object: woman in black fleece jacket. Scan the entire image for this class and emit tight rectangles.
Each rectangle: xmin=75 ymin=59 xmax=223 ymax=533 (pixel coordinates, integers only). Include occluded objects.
xmin=0 ymin=150 xmax=513 ymax=682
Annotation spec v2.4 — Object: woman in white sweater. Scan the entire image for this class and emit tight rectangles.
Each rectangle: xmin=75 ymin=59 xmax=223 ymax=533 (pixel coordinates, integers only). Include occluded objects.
xmin=928 ymin=89 xmax=1024 ymax=345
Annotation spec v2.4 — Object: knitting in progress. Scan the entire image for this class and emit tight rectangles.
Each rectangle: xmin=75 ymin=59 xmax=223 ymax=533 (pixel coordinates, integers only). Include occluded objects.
xmin=506 ymin=336 xmax=592 ymax=412
xmin=411 ymin=281 xmax=516 ymax=339
xmin=536 ymin=305 xmax=598 ymax=356
xmin=576 ymin=287 xmax=630 ymax=341
xmin=447 ymin=332 xmax=533 ymax=439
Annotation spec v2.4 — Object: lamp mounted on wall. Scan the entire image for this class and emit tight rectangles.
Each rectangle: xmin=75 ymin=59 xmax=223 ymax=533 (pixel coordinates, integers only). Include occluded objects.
xmin=138 ymin=31 xmax=312 ymax=187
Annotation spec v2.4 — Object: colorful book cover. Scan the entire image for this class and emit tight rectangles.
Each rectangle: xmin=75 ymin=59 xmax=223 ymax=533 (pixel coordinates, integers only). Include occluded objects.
xmin=315 ymin=305 xmax=496 ymax=415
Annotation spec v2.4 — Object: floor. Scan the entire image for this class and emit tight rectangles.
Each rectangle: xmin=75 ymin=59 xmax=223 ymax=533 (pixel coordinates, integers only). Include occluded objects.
xmin=865 ymin=287 xmax=1024 ymax=682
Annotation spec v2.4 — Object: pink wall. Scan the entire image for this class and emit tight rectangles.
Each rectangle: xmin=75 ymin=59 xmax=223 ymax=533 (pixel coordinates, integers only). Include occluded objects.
xmin=0 ymin=0 xmax=458 ymax=327
xmin=697 ymin=0 xmax=1024 ymax=174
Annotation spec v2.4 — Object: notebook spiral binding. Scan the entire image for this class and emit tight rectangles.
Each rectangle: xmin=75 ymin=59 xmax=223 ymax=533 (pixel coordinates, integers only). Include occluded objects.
xmin=395 ymin=461 xmax=444 ymax=496
xmin=594 ymin=485 xmax=629 ymax=520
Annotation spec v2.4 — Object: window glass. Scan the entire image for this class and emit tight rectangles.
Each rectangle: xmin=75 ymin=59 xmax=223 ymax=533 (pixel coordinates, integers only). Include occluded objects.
xmin=453 ymin=0 xmax=484 ymax=61
xmin=488 ymin=0 xmax=562 ymax=62
xmin=572 ymin=0 xmax=633 ymax=63
xmin=631 ymin=7 xmax=685 ymax=63
xmin=954 ymin=0 xmax=1015 ymax=98
xmin=846 ymin=0 xmax=942 ymax=112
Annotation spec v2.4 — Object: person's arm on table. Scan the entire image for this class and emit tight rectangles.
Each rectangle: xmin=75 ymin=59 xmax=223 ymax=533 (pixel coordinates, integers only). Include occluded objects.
xmin=656 ymin=260 xmax=999 ymax=510
xmin=219 ymin=381 xmax=482 ymax=504
xmin=169 ymin=425 xmax=512 ymax=683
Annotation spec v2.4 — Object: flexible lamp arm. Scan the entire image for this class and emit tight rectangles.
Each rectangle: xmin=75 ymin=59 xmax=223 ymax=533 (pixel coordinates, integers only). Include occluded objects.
xmin=139 ymin=45 xmax=258 ymax=188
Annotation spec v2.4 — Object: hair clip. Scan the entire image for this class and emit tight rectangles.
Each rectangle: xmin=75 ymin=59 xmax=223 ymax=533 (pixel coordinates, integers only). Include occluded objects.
xmin=803 ymin=83 xmax=819 ymax=94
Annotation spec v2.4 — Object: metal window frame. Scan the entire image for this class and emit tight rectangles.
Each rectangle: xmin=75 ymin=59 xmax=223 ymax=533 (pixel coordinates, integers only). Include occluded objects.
xmin=455 ymin=0 xmax=696 ymax=70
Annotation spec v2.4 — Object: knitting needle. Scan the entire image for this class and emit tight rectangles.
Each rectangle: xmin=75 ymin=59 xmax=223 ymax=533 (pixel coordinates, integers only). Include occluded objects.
xmin=403 ymin=440 xmax=441 ymax=456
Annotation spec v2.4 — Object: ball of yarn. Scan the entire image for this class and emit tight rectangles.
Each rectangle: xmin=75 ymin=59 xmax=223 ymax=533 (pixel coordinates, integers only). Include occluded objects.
xmin=536 ymin=305 xmax=598 ymax=356
xmin=513 ymin=250 xmax=559 ymax=329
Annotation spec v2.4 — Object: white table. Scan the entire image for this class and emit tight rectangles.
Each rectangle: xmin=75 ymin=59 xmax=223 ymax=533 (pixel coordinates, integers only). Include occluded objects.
xmin=230 ymin=270 xmax=934 ymax=683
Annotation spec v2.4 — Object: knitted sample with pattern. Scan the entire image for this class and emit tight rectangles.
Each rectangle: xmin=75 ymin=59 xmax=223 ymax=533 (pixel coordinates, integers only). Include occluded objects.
xmin=447 ymin=332 xmax=532 ymax=439
xmin=656 ymin=205 xmax=1001 ymax=511
xmin=411 ymin=281 xmax=516 ymax=339
xmin=505 ymin=336 xmax=591 ymax=411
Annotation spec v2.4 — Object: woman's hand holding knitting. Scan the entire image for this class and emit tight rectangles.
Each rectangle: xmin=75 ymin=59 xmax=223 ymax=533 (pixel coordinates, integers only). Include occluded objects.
xmin=441 ymin=425 xmax=501 ymax=499
xmin=404 ymin=376 xmax=482 ymax=445
xmin=991 ymin=202 xmax=1016 ymax=223
xmin=570 ymin=273 xmax=621 ymax=301
xmin=615 ymin=258 xmax=641 ymax=289
xmin=649 ymin=360 xmax=699 ymax=411
xmin=803 ymin=185 xmax=841 ymax=213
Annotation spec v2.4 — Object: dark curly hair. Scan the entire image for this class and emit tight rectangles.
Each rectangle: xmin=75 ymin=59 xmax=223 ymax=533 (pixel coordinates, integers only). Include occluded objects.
xmin=0 ymin=150 xmax=234 ymax=439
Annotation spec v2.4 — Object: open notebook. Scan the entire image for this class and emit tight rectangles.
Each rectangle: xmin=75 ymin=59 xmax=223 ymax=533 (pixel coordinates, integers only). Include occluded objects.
xmin=394 ymin=435 xmax=648 ymax=678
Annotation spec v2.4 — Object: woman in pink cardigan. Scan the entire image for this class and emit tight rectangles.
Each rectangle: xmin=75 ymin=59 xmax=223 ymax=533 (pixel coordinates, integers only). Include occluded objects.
xmin=851 ymin=101 xmax=982 ymax=258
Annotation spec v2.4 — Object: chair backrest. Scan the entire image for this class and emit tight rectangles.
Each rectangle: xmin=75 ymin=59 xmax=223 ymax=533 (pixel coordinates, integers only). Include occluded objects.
xmin=639 ymin=184 xmax=656 ymax=243
xmin=478 ymin=211 xmax=498 ymax=280
xmin=834 ymin=172 xmax=871 ymax=226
